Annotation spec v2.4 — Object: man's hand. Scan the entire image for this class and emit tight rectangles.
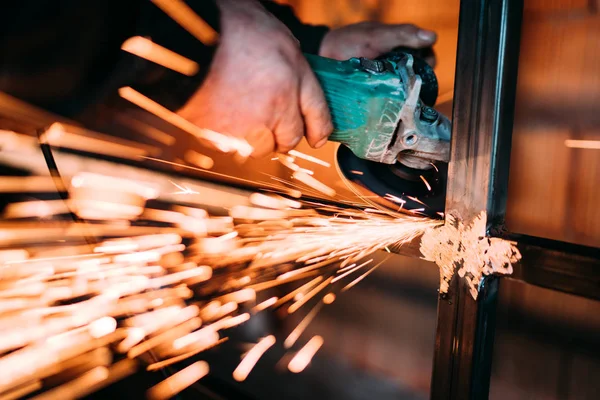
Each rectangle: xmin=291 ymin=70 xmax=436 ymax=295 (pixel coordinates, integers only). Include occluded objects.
xmin=319 ymin=22 xmax=437 ymax=64
xmin=177 ymin=0 xmax=332 ymax=157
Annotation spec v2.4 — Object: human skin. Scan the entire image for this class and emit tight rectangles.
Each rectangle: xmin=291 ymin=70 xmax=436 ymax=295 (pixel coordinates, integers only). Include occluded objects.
xmin=178 ymin=0 xmax=437 ymax=157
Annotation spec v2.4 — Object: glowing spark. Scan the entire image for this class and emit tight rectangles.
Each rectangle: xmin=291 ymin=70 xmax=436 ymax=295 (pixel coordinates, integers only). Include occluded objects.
xmin=249 ymin=192 xmax=300 ymax=210
xmin=172 ymin=327 xmax=219 ymax=352
xmin=272 ymin=277 xmax=323 ymax=308
xmin=121 ymin=36 xmax=199 ymax=76
xmin=128 ymin=318 xmax=202 ymax=359
xmin=350 ymin=170 xmax=364 ymax=175
xmin=384 ymin=193 xmax=406 ymax=205
xmin=406 ymin=196 xmax=427 ymax=206
xmin=119 ymin=87 xmax=252 ymax=156
xmin=288 ymin=277 xmax=333 ymax=314
xmin=146 ymin=361 xmax=209 ymax=400
xmin=39 ymin=123 xmax=157 ymax=160
xmin=147 ymin=338 xmax=228 ymax=372
xmin=332 ymin=259 xmax=373 ymax=283
xmin=185 ymin=150 xmax=214 ymax=170
xmin=169 ymin=180 xmax=199 ymax=195
xmin=215 ymin=288 xmax=256 ymax=304
xmin=288 ymin=336 xmax=324 ymax=373
xmin=284 ymin=302 xmax=324 ymax=349
xmin=212 ymin=313 xmax=250 ymax=331
xmin=30 ymin=366 xmax=110 ymax=400
xmin=252 ymin=297 xmax=278 ymax=313
xmin=89 ymin=317 xmax=117 ymax=339
xmin=233 ymin=335 xmax=276 ymax=382
xmin=336 ymin=263 xmax=357 ymax=274
xmin=341 ymin=258 xmax=388 ymax=292
xmin=151 ymin=0 xmax=219 ymax=45
xmin=292 ymin=171 xmax=336 ymax=197
xmin=287 ymin=150 xmax=331 ymax=167
xmin=420 ymin=175 xmax=432 ymax=191
xmin=322 ymin=293 xmax=336 ymax=304
xmin=113 ymin=112 xmax=176 ymax=146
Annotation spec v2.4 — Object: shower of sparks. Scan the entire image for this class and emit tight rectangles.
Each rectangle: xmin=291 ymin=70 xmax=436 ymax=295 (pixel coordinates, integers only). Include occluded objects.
xmin=0 ymin=161 xmax=438 ymax=397
xmin=0 ymin=0 xmax=454 ymax=392
xmin=0 ymin=102 xmax=442 ymax=398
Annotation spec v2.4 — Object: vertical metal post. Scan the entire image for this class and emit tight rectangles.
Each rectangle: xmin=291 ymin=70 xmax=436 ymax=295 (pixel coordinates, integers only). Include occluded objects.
xmin=430 ymin=0 xmax=523 ymax=399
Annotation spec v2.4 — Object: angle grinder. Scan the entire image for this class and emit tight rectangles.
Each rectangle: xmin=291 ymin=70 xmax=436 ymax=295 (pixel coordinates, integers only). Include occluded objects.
xmin=305 ymin=48 xmax=451 ymax=217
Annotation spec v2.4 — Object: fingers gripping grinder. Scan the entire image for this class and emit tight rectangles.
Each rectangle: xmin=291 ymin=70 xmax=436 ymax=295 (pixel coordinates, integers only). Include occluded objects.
xmin=305 ymin=49 xmax=451 ymax=217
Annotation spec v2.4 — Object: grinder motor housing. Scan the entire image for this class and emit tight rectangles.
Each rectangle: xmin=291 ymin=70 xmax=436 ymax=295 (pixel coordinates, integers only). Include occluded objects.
xmin=305 ymin=51 xmax=451 ymax=171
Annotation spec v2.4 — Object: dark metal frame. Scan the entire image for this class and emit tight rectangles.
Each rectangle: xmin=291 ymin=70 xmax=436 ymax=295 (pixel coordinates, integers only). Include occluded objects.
xmin=429 ymin=0 xmax=600 ymax=399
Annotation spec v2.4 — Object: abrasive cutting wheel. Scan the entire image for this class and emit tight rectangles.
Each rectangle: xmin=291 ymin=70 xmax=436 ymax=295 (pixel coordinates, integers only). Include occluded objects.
xmin=334 ymin=144 xmax=447 ymax=218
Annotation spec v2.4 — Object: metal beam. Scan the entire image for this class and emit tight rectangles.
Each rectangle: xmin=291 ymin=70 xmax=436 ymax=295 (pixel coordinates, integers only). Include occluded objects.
xmin=430 ymin=0 xmax=524 ymax=398
xmin=508 ymin=234 xmax=600 ymax=301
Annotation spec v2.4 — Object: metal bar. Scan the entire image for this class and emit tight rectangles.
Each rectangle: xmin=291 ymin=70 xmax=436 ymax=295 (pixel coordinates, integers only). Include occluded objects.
xmin=508 ymin=235 xmax=600 ymax=301
xmin=430 ymin=0 xmax=524 ymax=398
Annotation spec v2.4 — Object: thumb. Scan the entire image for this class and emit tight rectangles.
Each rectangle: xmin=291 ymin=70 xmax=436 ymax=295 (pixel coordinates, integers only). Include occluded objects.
xmin=375 ymin=24 xmax=437 ymax=52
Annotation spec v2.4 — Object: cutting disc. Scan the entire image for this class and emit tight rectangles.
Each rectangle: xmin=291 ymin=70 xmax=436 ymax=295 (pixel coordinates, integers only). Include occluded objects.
xmin=335 ymin=145 xmax=447 ymax=218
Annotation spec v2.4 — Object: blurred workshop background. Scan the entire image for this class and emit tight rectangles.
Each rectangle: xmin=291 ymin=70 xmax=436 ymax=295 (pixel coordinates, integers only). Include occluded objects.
xmin=234 ymin=1 xmax=599 ymax=399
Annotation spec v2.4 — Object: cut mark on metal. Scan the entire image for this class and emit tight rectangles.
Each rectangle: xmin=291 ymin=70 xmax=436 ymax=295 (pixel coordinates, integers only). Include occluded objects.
xmin=419 ymin=211 xmax=522 ymax=299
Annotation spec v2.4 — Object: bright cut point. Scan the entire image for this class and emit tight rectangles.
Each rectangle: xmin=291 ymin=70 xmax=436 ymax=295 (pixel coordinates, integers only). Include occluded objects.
xmin=288 ymin=336 xmax=324 ymax=373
